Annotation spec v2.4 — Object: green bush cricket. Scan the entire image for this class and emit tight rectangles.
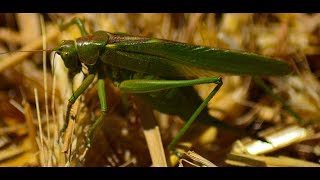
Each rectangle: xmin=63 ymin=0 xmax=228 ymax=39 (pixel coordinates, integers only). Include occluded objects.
xmin=51 ymin=18 xmax=292 ymax=151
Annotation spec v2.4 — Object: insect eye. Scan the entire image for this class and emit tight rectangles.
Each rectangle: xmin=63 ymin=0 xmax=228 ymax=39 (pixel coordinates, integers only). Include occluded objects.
xmin=65 ymin=52 xmax=69 ymax=57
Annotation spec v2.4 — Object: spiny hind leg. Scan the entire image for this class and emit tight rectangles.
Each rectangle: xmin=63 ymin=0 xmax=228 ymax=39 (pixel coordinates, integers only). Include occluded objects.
xmin=166 ymin=79 xmax=223 ymax=151
xmin=118 ymin=76 xmax=223 ymax=151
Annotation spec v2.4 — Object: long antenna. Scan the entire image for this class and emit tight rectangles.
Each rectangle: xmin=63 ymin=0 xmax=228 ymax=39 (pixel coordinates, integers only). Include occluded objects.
xmin=0 ymin=27 xmax=59 ymax=73
xmin=0 ymin=49 xmax=53 ymax=55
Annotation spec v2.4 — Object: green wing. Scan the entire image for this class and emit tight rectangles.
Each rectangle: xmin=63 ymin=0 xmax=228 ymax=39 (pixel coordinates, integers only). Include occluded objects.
xmin=101 ymin=33 xmax=292 ymax=78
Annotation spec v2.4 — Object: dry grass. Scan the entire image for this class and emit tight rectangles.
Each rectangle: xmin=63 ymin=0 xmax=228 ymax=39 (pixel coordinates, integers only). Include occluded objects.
xmin=0 ymin=13 xmax=319 ymax=167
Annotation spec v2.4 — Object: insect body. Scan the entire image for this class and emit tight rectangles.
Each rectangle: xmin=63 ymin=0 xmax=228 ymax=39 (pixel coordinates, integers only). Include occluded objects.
xmin=55 ymin=18 xmax=292 ymax=150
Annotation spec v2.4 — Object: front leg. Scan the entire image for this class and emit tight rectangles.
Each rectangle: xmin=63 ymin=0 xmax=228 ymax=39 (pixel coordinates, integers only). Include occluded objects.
xmin=59 ymin=17 xmax=89 ymax=36
xmin=63 ymin=73 xmax=96 ymax=132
